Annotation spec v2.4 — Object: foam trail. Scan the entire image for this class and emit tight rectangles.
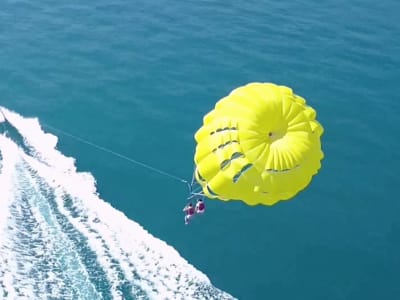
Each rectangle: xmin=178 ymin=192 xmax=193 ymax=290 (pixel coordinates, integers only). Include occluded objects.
xmin=0 ymin=106 xmax=236 ymax=300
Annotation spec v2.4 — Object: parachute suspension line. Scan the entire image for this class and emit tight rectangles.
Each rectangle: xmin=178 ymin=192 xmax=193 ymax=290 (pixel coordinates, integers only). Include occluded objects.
xmin=186 ymin=166 xmax=205 ymax=201
xmin=42 ymin=122 xmax=189 ymax=185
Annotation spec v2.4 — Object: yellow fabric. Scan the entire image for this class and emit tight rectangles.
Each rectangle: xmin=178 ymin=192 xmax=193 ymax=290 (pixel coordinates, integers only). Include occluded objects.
xmin=194 ymin=82 xmax=324 ymax=205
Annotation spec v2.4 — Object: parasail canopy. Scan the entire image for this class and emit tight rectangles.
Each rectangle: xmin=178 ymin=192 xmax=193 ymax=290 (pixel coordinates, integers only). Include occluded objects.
xmin=194 ymin=82 xmax=324 ymax=206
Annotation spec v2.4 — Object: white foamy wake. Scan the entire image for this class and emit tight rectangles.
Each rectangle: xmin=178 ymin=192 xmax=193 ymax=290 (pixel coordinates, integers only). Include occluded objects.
xmin=0 ymin=107 xmax=235 ymax=300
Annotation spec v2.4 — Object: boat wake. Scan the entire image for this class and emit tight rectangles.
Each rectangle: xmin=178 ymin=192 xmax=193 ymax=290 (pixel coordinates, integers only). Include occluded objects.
xmin=0 ymin=107 xmax=235 ymax=300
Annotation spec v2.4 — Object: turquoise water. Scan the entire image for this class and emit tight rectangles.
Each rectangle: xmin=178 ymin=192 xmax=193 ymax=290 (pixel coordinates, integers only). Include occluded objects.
xmin=1 ymin=0 xmax=399 ymax=299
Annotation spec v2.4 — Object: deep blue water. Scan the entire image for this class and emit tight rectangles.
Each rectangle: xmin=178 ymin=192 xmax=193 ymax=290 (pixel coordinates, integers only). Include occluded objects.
xmin=1 ymin=0 xmax=399 ymax=299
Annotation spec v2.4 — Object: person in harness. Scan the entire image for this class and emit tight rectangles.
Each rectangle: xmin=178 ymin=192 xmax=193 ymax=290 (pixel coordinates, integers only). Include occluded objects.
xmin=195 ymin=198 xmax=205 ymax=214
xmin=183 ymin=202 xmax=195 ymax=225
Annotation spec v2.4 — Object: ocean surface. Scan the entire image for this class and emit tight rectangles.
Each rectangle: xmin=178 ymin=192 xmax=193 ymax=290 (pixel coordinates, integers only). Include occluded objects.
xmin=0 ymin=0 xmax=399 ymax=299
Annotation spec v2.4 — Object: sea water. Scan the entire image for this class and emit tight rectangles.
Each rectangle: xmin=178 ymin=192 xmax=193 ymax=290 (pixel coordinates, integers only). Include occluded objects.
xmin=1 ymin=0 xmax=399 ymax=299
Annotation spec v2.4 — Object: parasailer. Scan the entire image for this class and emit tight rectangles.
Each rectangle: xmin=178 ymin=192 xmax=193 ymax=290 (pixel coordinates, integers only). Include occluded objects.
xmin=183 ymin=202 xmax=196 ymax=225
xmin=191 ymin=82 xmax=324 ymax=206
xmin=195 ymin=198 xmax=205 ymax=214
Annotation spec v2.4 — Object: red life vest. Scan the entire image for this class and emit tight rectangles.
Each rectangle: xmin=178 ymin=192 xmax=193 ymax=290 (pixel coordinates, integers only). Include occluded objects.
xmin=188 ymin=207 xmax=195 ymax=215
xmin=198 ymin=202 xmax=205 ymax=210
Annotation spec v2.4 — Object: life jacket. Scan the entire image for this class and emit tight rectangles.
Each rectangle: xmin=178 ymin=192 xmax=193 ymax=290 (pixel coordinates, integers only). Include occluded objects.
xmin=188 ymin=207 xmax=195 ymax=215
xmin=198 ymin=202 xmax=205 ymax=211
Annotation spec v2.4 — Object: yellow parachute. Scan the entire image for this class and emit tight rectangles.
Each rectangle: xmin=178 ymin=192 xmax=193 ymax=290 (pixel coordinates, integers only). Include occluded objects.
xmin=194 ymin=82 xmax=324 ymax=205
